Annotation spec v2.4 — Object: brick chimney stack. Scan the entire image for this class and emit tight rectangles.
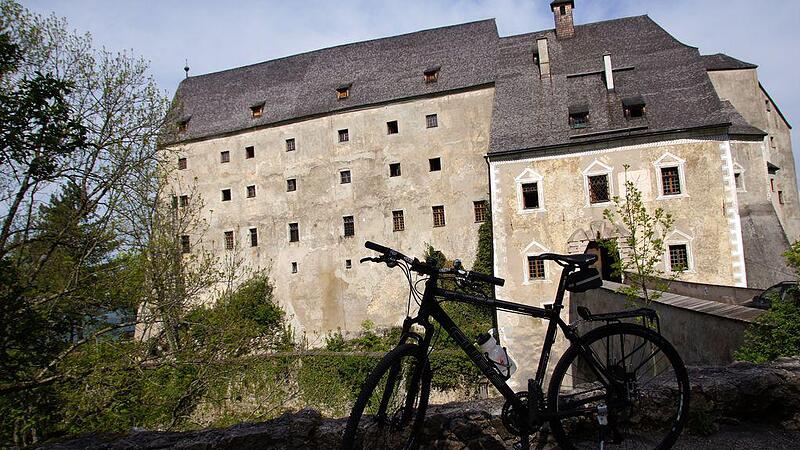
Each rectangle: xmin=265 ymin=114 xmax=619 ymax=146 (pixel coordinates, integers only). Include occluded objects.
xmin=551 ymin=0 xmax=575 ymax=39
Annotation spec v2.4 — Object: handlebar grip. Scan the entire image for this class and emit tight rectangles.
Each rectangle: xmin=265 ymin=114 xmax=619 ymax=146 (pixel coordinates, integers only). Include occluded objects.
xmin=365 ymin=241 xmax=392 ymax=254
xmin=469 ymin=270 xmax=505 ymax=287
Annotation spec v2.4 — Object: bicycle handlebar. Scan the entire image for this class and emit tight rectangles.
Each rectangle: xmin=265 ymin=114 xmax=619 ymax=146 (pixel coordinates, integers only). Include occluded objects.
xmin=363 ymin=241 xmax=505 ymax=287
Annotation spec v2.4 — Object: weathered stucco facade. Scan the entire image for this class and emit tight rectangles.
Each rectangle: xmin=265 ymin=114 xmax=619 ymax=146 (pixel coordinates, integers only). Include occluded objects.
xmin=172 ymin=88 xmax=494 ymax=340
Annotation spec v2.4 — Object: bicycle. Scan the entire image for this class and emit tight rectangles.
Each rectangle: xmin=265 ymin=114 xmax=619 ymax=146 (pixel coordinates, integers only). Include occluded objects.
xmin=341 ymin=241 xmax=690 ymax=450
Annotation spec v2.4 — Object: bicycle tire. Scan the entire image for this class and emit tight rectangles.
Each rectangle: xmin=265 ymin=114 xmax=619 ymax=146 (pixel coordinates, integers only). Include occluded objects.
xmin=547 ymin=323 xmax=690 ymax=450
xmin=341 ymin=343 xmax=432 ymax=450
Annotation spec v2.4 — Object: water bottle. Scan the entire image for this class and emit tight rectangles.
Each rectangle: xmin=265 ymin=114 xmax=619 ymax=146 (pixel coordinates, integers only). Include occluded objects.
xmin=476 ymin=328 xmax=517 ymax=379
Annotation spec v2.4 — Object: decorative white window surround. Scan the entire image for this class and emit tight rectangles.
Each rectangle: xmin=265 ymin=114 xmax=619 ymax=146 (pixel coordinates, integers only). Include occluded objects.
xmin=653 ymin=152 xmax=689 ymax=200
xmin=515 ymin=168 xmax=546 ymax=213
xmin=733 ymin=162 xmax=746 ymax=192
xmin=581 ymin=159 xmax=614 ymax=207
xmin=522 ymin=240 xmax=552 ymax=284
xmin=664 ymin=230 xmax=695 ymax=274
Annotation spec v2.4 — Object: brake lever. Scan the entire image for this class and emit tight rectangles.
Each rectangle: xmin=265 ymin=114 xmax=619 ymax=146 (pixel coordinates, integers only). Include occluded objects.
xmin=360 ymin=256 xmax=379 ymax=264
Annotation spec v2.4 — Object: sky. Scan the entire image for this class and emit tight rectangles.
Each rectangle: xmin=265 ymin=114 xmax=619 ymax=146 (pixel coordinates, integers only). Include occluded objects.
xmin=20 ymin=0 xmax=800 ymax=177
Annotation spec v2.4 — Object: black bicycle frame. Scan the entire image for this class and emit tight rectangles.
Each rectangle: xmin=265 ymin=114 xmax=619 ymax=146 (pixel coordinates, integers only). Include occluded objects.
xmin=398 ymin=264 xmax=597 ymax=414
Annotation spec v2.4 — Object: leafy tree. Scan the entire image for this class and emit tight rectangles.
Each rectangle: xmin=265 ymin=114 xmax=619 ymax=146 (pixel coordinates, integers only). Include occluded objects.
xmin=602 ymin=165 xmax=678 ymax=306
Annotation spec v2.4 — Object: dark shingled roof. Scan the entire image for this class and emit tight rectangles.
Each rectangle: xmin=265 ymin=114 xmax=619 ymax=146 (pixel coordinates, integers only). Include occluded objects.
xmin=168 ymin=19 xmax=499 ymax=143
xmin=701 ymin=53 xmax=758 ymax=71
xmin=488 ymin=15 xmax=734 ymax=155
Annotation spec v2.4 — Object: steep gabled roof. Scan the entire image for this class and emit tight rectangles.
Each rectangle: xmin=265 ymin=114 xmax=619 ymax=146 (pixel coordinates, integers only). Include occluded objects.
xmin=701 ymin=53 xmax=758 ymax=71
xmin=489 ymin=15 xmax=732 ymax=155
xmin=167 ymin=19 xmax=499 ymax=143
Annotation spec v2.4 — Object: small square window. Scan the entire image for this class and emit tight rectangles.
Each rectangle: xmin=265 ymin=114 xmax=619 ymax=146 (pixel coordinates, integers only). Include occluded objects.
xmin=522 ymin=183 xmax=539 ymax=209
xmin=251 ymin=104 xmax=263 ymax=118
xmin=528 ymin=256 xmax=546 ymax=280
xmin=286 ymin=138 xmax=296 ymax=152
xmin=569 ymin=111 xmax=589 ymax=129
xmin=338 ymin=129 xmax=349 ymax=142
xmin=287 ymin=179 xmax=297 ymax=192
xmin=336 ymin=86 xmax=349 ymax=100
xmin=291 ymin=261 xmax=298 ymax=273
xmin=340 ymin=170 xmax=351 ymax=184
xmin=249 ymin=228 xmax=258 ymax=247
xmin=180 ymin=235 xmax=191 ymax=254
xmin=220 ymin=151 xmax=230 ymax=163
xmin=426 ymin=114 xmax=438 ymax=128
xmin=668 ymin=244 xmax=689 ymax=271
xmin=387 ymin=120 xmax=399 ymax=134
xmin=247 ymin=185 xmax=256 ymax=198
xmin=289 ymin=223 xmax=299 ymax=242
xmin=179 ymin=195 xmax=189 ymax=208
xmin=393 ymin=210 xmax=405 ymax=232
xmin=224 ymin=231 xmax=235 ymax=250
xmin=178 ymin=157 xmax=187 ymax=170
xmin=474 ymin=200 xmax=487 ymax=223
xmin=343 ymin=216 xmax=355 ymax=237
xmin=389 ymin=163 xmax=401 ymax=177
xmin=588 ymin=175 xmax=610 ymax=204
xmin=345 ymin=259 xmax=352 ymax=269
xmin=432 ymin=205 xmax=445 ymax=227
xmin=423 ymin=68 xmax=439 ymax=83
xmin=429 ymin=157 xmax=441 ymax=172
xmin=661 ymin=167 xmax=681 ymax=196
xmin=245 ymin=146 xmax=255 ymax=159
xmin=221 ymin=189 xmax=232 ymax=201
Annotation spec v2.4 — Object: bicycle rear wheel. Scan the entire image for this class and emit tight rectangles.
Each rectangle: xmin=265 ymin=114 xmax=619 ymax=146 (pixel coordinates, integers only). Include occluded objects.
xmin=341 ymin=343 xmax=432 ymax=450
xmin=547 ymin=323 xmax=689 ymax=450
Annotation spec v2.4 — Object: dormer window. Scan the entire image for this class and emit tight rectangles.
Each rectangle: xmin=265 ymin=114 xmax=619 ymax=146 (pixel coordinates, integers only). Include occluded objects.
xmin=423 ymin=66 xmax=440 ymax=83
xmin=177 ymin=120 xmax=188 ymax=133
xmin=250 ymin=103 xmax=264 ymax=119
xmin=336 ymin=84 xmax=351 ymax=100
xmin=623 ymin=96 xmax=646 ymax=119
xmin=568 ymin=105 xmax=589 ymax=129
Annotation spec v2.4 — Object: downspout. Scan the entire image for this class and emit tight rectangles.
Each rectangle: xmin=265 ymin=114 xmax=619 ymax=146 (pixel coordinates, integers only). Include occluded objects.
xmin=485 ymin=155 xmax=500 ymax=342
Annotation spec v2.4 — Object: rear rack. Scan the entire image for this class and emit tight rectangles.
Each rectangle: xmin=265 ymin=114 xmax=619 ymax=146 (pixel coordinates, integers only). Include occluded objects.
xmin=576 ymin=306 xmax=661 ymax=334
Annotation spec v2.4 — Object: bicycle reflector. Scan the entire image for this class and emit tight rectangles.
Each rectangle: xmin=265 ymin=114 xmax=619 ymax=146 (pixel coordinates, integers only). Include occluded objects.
xmin=565 ymin=267 xmax=602 ymax=293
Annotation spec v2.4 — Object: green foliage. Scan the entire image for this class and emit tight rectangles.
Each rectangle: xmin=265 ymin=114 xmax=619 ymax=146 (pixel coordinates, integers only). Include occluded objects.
xmin=473 ymin=209 xmax=494 ymax=277
xmin=783 ymin=241 xmax=800 ymax=278
xmin=735 ymin=290 xmax=800 ymax=363
xmin=603 ymin=165 xmax=677 ymax=306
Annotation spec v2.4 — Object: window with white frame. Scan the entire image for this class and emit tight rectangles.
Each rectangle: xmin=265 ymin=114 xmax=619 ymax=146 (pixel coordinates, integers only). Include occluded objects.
xmin=515 ymin=168 xmax=545 ymax=212
xmin=522 ymin=240 xmax=551 ymax=283
xmin=733 ymin=162 xmax=745 ymax=192
xmin=654 ymin=153 xmax=687 ymax=199
xmin=664 ymin=230 xmax=694 ymax=273
xmin=582 ymin=160 xmax=613 ymax=205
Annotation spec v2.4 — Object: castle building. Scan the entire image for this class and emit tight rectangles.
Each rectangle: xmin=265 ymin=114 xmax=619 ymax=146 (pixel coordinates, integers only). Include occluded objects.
xmin=166 ymin=0 xmax=797 ymax=378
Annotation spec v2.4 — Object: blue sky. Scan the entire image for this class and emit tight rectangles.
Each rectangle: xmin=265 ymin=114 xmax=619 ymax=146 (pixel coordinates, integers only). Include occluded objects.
xmin=22 ymin=0 xmax=800 ymax=177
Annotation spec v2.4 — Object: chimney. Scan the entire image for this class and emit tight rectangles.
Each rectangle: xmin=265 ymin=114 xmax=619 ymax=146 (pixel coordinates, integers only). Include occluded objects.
xmin=551 ymin=0 xmax=575 ymax=39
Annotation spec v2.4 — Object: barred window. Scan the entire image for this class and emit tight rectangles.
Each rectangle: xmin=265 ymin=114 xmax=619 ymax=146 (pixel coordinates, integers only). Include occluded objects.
xmin=338 ymin=129 xmax=349 ymax=142
xmin=286 ymin=138 xmax=296 ymax=152
xmin=179 ymin=195 xmax=189 ymax=207
xmin=522 ymin=183 xmax=540 ymax=209
xmin=220 ymin=151 xmax=230 ymax=163
xmin=426 ymin=114 xmax=438 ymax=128
xmin=661 ymin=167 xmax=681 ymax=195
xmin=249 ymin=228 xmax=258 ymax=247
xmin=289 ymin=223 xmax=299 ymax=242
xmin=389 ymin=163 xmax=401 ymax=177
xmin=340 ymin=170 xmax=351 ymax=184
xmin=343 ymin=216 xmax=355 ymax=237
xmin=247 ymin=185 xmax=256 ymax=198
xmin=527 ymin=256 xmax=546 ymax=280
xmin=180 ymin=235 xmax=191 ymax=254
xmin=432 ymin=205 xmax=445 ymax=227
xmin=474 ymin=200 xmax=487 ymax=223
xmin=178 ymin=157 xmax=187 ymax=170
xmin=588 ymin=174 xmax=610 ymax=203
xmin=668 ymin=244 xmax=688 ymax=271
xmin=224 ymin=231 xmax=234 ymax=250
xmin=393 ymin=210 xmax=405 ymax=232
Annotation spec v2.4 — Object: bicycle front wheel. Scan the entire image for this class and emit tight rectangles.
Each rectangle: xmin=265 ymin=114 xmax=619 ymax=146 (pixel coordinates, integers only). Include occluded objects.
xmin=547 ymin=323 xmax=690 ymax=450
xmin=341 ymin=343 xmax=432 ymax=450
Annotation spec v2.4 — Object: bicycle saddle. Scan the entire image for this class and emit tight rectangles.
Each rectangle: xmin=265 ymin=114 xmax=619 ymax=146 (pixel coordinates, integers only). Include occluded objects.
xmin=536 ymin=253 xmax=597 ymax=267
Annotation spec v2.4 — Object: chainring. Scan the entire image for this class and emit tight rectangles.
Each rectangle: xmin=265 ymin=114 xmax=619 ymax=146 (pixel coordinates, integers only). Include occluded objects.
xmin=501 ymin=391 xmax=540 ymax=436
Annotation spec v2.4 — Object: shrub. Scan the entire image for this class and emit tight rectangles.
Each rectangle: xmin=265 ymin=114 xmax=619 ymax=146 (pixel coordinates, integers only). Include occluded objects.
xmin=735 ymin=289 xmax=800 ymax=363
